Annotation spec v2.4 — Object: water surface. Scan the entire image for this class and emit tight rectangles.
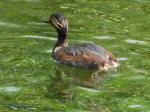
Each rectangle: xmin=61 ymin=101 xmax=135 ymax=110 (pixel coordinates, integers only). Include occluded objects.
xmin=0 ymin=0 xmax=150 ymax=111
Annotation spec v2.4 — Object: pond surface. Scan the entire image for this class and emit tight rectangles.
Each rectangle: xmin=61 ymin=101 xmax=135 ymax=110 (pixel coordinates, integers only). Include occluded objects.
xmin=0 ymin=0 xmax=150 ymax=111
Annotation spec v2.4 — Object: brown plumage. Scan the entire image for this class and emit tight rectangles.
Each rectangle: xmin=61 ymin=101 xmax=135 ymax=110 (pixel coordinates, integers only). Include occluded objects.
xmin=45 ymin=13 xmax=119 ymax=70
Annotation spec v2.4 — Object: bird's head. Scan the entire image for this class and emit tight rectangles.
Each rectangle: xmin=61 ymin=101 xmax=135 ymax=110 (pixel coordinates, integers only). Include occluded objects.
xmin=45 ymin=13 xmax=68 ymax=33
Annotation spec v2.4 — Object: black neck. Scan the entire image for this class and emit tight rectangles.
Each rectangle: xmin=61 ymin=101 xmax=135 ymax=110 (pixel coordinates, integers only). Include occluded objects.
xmin=55 ymin=30 xmax=68 ymax=47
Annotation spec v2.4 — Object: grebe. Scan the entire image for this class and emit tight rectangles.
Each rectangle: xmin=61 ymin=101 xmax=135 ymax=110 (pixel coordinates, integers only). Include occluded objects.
xmin=45 ymin=13 xmax=119 ymax=70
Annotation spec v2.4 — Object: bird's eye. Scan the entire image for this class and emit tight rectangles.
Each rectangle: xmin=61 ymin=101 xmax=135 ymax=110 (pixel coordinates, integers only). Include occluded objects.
xmin=59 ymin=17 xmax=64 ymax=20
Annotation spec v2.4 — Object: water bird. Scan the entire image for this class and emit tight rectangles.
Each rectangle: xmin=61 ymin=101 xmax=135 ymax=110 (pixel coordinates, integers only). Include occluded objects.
xmin=45 ymin=13 xmax=119 ymax=71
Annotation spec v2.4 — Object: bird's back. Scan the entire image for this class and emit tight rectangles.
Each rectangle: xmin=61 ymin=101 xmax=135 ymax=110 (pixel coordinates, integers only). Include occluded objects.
xmin=52 ymin=43 xmax=118 ymax=69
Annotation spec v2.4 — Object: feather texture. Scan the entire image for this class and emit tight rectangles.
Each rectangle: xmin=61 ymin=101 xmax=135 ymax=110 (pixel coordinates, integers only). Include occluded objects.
xmin=52 ymin=43 xmax=118 ymax=69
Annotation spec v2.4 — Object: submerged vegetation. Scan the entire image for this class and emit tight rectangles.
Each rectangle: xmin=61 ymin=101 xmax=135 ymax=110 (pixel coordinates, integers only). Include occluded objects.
xmin=0 ymin=0 xmax=150 ymax=111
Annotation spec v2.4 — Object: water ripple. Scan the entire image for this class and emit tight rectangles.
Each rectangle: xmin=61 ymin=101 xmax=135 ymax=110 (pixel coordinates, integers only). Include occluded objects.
xmin=46 ymin=49 xmax=53 ymax=53
xmin=28 ymin=22 xmax=47 ymax=26
xmin=0 ymin=86 xmax=21 ymax=93
xmin=94 ymin=36 xmax=115 ymax=40
xmin=0 ymin=21 xmax=20 ymax=28
xmin=117 ymin=57 xmax=128 ymax=61
xmin=128 ymin=104 xmax=143 ymax=108
xmin=125 ymin=39 xmax=146 ymax=45
xmin=22 ymin=35 xmax=56 ymax=41
xmin=78 ymin=86 xmax=100 ymax=93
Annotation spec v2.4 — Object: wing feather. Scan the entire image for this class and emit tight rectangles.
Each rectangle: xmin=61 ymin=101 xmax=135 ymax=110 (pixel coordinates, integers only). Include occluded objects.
xmin=53 ymin=43 xmax=115 ymax=68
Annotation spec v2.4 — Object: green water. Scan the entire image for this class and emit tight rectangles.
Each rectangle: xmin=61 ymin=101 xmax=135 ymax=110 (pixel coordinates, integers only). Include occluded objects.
xmin=0 ymin=0 xmax=150 ymax=111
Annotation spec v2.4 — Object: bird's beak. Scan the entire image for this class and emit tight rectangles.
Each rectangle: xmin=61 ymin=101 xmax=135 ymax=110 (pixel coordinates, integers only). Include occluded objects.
xmin=44 ymin=20 xmax=50 ymax=23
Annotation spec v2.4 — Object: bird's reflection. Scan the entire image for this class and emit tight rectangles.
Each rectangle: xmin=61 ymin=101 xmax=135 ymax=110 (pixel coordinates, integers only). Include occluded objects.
xmin=47 ymin=64 xmax=107 ymax=102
